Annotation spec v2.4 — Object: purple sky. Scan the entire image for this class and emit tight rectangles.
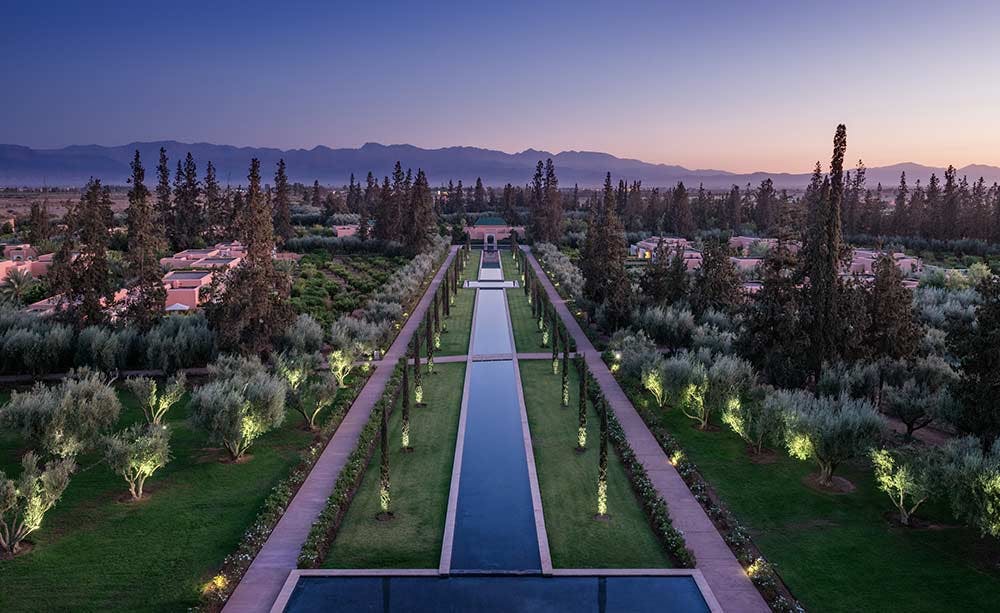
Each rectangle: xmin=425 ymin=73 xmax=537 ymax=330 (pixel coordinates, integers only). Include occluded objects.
xmin=2 ymin=0 xmax=999 ymax=172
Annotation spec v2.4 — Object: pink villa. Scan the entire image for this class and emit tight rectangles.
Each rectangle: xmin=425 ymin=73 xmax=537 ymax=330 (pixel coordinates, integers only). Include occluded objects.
xmin=466 ymin=216 xmax=524 ymax=249
xmin=334 ymin=224 xmax=359 ymax=237
xmin=1 ymin=244 xmax=56 ymax=283
xmin=162 ymin=270 xmax=216 ymax=312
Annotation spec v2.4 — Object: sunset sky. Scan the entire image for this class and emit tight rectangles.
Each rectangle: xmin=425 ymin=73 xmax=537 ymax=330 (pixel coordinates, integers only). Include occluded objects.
xmin=2 ymin=0 xmax=998 ymax=173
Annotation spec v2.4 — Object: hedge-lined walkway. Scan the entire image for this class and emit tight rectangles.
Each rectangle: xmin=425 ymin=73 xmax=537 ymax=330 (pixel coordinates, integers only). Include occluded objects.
xmin=523 ymin=248 xmax=768 ymax=613
xmin=223 ymin=246 xmax=459 ymax=613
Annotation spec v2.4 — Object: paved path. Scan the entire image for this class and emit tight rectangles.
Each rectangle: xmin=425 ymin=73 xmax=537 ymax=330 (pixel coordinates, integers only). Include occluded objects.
xmin=224 ymin=247 xmax=458 ymax=613
xmin=523 ymin=249 xmax=768 ymax=613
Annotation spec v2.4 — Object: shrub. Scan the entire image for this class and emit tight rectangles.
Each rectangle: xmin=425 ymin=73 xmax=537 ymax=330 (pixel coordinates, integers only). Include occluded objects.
xmin=189 ymin=356 xmax=287 ymax=461
xmin=104 ymin=424 xmax=171 ymax=500
xmin=722 ymin=385 xmax=785 ymax=454
xmin=126 ymin=373 xmax=186 ymax=426
xmin=0 ymin=369 xmax=121 ymax=459
xmin=632 ymin=304 xmax=695 ymax=349
xmin=607 ymin=328 xmax=658 ymax=379
xmin=871 ymin=445 xmax=942 ymax=526
xmin=940 ymin=436 xmax=1000 ymax=537
xmin=0 ymin=452 xmax=75 ymax=556
xmin=280 ymin=314 xmax=325 ymax=354
xmin=783 ymin=391 xmax=885 ymax=487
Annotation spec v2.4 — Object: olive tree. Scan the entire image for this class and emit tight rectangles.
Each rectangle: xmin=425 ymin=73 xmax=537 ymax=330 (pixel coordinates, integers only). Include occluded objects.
xmin=126 ymin=373 xmax=186 ymax=426
xmin=721 ymin=386 xmax=785 ymax=454
xmin=882 ymin=381 xmax=955 ymax=440
xmin=104 ymin=424 xmax=171 ymax=500
xmin=280 ymin=314 xmax=324 ymax=354
xmin=189 ymin=355 xmax=286 ymax=461
xmin=940 ymin=436 xmax=1000 ymax=537
xmin=0 ymin=452 xmax=74 ymax=556
xmin=277 ymin=352 xmax=339 ymax=430
xmin=871 ymin=445 xmax=942 ymax=526
xmin=705 ymin=355 xmax=757 ymax=425
xmin=0 ymin=369 xmax=121 ymax=459
xmin=328 ymin=347 xmax=356 ymax=387
xmin=783 ymin=391 xmax=885 ymax=487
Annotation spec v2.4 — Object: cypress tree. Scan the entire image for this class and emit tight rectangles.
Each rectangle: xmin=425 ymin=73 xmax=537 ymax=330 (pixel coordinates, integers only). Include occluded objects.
xmin=577 ymin=358 xmax=588 ymax=451
xmin=596 ymin=399 xmax=609 ymax=518
xmin=543 ymin=159 xmax=562 ymax=242
xmin=273 ymin=159 xmax=293 ymax=245
xmin=124 ymin=150 xmax=167 ymax=330
xmin=172 ymin=152 xmax=202 ymax=250
xmin=378 ymin=402 xmax=392 ymax=519
xmin=561 ymin=335 xmax=570 ymax=406
xmin=867 ymin=253 xmax=920 ymax=360
xmin=203 ymin=161 xmax=226 ymax=242
xmin=311 ymin=180 xmax=322 ymax=210
xmin=26 ymin=200 xmax=51 ymax=244
xmin=433 ymin=292 xmax=441 ymax=349
xmin=154 ymin=147 xmax=173 ymax=240
xmin=405 ymin=169 xmax=435 ymax=252
xmin=412 ymin=331 xmax=424 ymax=405
xmin=551 ymin=315 xmax=560 ymax=373
xmin=474 ymin=177 xmax=486 ymax=211
xmin=400 ymin=357 xmax=412 ymax=450
xmin=54 ymin=179 xmax=114 ymax=328
xmin=691 ymin=239 xmax=742 ymax=315
xmin=802 ymin=125 xmax=848 ymax=375
xmin=425 ymin=313 xmax=435 ymax=373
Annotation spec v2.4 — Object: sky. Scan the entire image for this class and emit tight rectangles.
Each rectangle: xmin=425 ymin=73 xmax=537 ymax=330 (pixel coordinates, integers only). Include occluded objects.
xmin=2 ymin=0 xmax=999 ymax=173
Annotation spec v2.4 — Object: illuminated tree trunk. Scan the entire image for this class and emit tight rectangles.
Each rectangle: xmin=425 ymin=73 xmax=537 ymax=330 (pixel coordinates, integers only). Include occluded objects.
xmin=561 ymin=337 xmax=570 ymax=406
xmin=425 ymin=314 xmax=435 ymax=374
xmin=597 ymin=399 xmax=609 ymax=518
xmin=378 ymin=403 xmax=392 ymax=519
xmin=412 ymin=333 xmax=424 ymax=406
xmin=433 ymin=293 xmax=440 ymax=334
xmin=551 ymin=317 xmax=560 ymax=374
xmin=577 ymin=359 xmax=588 ymax=451
xmin=400 ymin=357 xmax=412 ymax=450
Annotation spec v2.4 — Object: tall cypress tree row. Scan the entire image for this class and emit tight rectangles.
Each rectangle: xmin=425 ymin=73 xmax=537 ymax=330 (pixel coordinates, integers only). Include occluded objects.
xmin=203 ymin=161 xmax=226 ymax=243
xmin=171 ymin=152 xmax=202 ymax=250
xmin=124 ymin=150 xmax=166 ymax=330
xmin=273 ymin=159 xmax=293 ymax=245
xmin=551 ymin=317 xmax=560 ymax=373
xmin=425 ymin=313 xmax=435 ymax=373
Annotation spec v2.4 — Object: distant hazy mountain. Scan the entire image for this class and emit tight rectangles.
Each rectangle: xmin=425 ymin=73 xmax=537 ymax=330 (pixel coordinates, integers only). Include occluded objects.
xmin=2 ymin=141 xmax=999 ymax=190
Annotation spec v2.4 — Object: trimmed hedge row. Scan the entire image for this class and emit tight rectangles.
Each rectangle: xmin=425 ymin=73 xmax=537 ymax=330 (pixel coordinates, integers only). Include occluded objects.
xmin=196 ymin=369 xmax=371 ymax=610
xmin=297 ymin=364 xmax=404 ymax=567
xmin=580 ymin=361 xmax=696 ymax=568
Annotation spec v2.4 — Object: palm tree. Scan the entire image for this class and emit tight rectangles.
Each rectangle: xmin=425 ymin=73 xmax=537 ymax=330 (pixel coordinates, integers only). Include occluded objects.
xmin=1 ymin=268 xmax=35 ymax=305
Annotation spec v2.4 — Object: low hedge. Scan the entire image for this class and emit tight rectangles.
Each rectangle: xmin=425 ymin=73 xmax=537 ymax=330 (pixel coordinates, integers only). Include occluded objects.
xmin=581 ymin=362 xmax=696 ymax=568
xmin=297 ymin=364 xmax=404 ymax=567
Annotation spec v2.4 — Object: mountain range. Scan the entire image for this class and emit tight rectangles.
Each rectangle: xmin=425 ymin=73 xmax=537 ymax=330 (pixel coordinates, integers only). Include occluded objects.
xmin=2 ymin=141 xmax=999 ymax=190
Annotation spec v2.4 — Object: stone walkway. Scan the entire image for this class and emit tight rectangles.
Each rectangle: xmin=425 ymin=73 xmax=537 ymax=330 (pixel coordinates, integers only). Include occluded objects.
xmin=223 ymin=247 xmax=459 ymax=613
xmin=523 ymin=249 xmax=768 ymax=613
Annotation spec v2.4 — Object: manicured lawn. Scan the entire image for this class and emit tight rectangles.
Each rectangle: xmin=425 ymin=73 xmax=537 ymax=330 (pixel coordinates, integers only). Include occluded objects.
xmin=506 ymin=285 xmax=546 ymax=353
xmin=0 ymin=385 xmax=331 ymax=612
xmin=519 ymin=360 xmax=671 ymax=568
xmin=438 ymin=283 xmax=474 ymax=356
xmin=323 ymin=362 xmax=465 ymax=568
xmin=462 ymin=249 xmax=482 ymax=283
xmin=621 ymin=377 xmax=1000 ymax=612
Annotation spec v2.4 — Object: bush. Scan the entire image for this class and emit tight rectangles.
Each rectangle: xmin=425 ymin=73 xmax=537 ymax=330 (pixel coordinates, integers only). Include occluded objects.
xmin=0 ymin=369 xmax=121 ymax=459
xmin=189 ymin=356 xmax=287 ymax=461
xmin=104 ymin=424 xmax=171 ymax=500
xmin=722 ymin=385 xmax=784 ymax=454
xmin=279 ymin=314 xmax=325 ymax=354
xmin=0 ymin=452 xmax=75 ymax=556
xmin=607 ymin=328 xmax=658 ymax=379
xmin=783 ymin=391 xmax=885 ymax=487
xmin=632 ymin=305 xmax=695 ymax=349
